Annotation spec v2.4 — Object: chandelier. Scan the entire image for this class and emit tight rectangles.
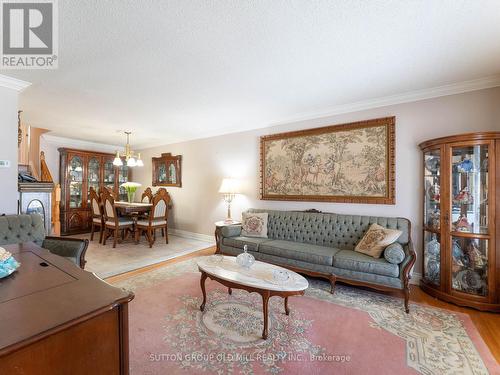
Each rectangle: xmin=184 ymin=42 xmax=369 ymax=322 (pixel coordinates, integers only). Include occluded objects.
xmin=113 ymin=131 xmax=144 ymax=167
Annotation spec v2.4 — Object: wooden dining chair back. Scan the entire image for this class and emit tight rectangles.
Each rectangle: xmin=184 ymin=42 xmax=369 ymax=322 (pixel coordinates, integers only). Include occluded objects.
xmin=141 ymin=187 xmax=153 ymax=203
xmin=102 ymin=190 xmax=134 ymax=248
xmin=135 ymin=188 xmax=169 ymax=248
xmin=89 ymin=187 xmax=104 ymax=243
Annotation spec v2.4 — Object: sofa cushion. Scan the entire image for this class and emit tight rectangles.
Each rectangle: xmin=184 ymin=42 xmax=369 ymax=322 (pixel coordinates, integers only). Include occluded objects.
xmin=333 ymin=250 xmax=399 ymax=278
xmin=259 ymin=240 xmax=340 ymax=266
xmin=384 ymin=242 xmax=406 ymax=265
xmin=241 ymin=212 xmax=268 ymax=238
xmin=222 ymin=236 xmax=270 ymax=252
xmin=355 ymin=223 xmax=402 ymax=258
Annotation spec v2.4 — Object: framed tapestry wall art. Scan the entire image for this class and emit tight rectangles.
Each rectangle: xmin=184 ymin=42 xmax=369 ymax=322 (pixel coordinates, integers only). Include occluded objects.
xmin=260 ymin=117 xmax=395 ymax=204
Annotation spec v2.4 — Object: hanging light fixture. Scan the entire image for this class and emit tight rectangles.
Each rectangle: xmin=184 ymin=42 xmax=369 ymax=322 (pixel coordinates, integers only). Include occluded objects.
xmin=113 ymin=131 xmax=143 ymax=167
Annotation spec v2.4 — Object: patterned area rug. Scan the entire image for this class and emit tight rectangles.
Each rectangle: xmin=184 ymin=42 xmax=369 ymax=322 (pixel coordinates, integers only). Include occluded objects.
xmin=114 ymin=258 xmax=499 ymax=375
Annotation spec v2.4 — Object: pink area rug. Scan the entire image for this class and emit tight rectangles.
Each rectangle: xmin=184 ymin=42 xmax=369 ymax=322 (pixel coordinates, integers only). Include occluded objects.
xmin=114 ymin=259 xmax=500 ymax=375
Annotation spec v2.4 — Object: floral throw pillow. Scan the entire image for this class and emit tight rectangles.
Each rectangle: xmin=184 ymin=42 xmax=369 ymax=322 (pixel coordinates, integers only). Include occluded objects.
xmin=241 ymin=212 xmax=268 ymax=238
xmin=355 ymin=223 xmax=402 ymax=258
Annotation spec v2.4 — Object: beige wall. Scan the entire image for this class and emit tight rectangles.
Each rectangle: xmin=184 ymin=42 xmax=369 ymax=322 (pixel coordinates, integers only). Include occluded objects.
xmin=0 ymin=86 xmax=20 ymax=214
xmin=133 ymin=87 xmax=500 ymax=273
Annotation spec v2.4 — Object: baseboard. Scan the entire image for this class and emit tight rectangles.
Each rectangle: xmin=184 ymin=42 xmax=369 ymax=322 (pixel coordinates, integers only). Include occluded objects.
xmin=168 ymin=228 xmax=215 ymax=244
xmin=410 ymin=272 xmax=422 ymax=286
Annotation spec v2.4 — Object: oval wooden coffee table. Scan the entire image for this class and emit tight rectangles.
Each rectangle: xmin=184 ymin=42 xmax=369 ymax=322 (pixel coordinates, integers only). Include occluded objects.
xmin=197 ymin=255 xmax=309 ymax=339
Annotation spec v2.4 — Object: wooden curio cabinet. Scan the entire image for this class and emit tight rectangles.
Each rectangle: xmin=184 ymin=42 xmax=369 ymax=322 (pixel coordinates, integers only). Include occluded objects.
xmin=59 ymin=148 xmax=131 ymax=235
xmin=419 ymin=132 xmax=500 ymax=312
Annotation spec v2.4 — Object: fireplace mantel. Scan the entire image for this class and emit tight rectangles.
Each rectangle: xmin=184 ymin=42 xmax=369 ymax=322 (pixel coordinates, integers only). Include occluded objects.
xmin=18 ymin=182 xmax=54 ymax=236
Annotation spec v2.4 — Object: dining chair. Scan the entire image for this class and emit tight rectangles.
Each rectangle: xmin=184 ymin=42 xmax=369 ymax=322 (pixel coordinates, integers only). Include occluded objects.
xmin=154 ymin=188 xmax=172 ymax=238
xmin=89 ymin=187 xmax=104 ymax=243
xmin=102 ymin=190 xmax=135 ymax=248
xmin=135 ymin=188 xmax=169 ymax=248
xmin=141 ymin=187 xmax=153 ymax=203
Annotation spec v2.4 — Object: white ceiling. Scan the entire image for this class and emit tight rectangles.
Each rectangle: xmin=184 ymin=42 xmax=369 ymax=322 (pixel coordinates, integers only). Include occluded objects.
xmin=3 ymin=0 xmax=500 ymax=148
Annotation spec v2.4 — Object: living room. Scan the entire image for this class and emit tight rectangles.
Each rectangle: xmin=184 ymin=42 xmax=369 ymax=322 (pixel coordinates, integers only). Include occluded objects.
xmin=0 ymin=1 xmax=499 ymax=374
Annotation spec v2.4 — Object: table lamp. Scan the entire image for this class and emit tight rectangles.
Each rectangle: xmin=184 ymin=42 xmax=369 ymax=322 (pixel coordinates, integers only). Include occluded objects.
xmin=218 ymin=178 xmax=239 ymax=224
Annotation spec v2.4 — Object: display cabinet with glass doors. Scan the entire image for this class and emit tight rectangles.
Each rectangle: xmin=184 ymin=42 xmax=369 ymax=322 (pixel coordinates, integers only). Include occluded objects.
xmin=59 ymin=148 xmax=130 ymax=235
xmin=420 ymin=133 xmax=500 ymax=311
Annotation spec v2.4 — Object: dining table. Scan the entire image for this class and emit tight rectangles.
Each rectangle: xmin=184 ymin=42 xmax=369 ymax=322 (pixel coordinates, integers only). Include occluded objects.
xmin=114 ymin=201 xmax=153 ymax=215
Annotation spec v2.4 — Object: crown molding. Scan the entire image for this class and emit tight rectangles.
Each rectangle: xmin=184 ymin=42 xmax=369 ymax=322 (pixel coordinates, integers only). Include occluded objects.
xmin=41 ymin=133 xmax=122 ymax=153
xmin=0 ymin=74 xmax=31 ymax=91
xmin=266 ymin=75 xmax=500 ymax=128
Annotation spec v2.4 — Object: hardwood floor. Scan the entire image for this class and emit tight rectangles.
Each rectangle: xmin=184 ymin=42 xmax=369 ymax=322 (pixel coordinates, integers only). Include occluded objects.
xmin=105 ymin=247 xmax=500 ymax=363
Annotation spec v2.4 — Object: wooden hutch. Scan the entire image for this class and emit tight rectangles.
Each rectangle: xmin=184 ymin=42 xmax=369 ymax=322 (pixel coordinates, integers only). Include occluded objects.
xmin=59 ymin=148 xmax=130 ymax=235
xmin=419 ymin=132 xmax=500 ymax=311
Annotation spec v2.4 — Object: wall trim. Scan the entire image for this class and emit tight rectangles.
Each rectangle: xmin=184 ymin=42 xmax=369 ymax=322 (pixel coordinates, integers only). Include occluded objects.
xmin=0 ymin=74 xmax=31 ymax=91
xmin=266 ymin=75 xmax=500 ymax=129
xmin=140 ymin=75 xmax=500 ymax=149
xmin=41 ymin=133 xmax=122 ymax=153
xmin=410 ymin=272 xmax=422 ymax=286
xmin=168 ymin=228 xmax=215 ymax=244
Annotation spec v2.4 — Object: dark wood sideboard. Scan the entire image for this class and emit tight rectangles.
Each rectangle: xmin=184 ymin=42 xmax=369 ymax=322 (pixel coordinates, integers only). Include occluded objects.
xmin=0 ymin=243 xmax=134 ymax=374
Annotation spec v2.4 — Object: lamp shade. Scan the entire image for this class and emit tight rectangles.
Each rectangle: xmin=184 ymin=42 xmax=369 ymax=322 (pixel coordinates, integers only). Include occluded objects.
xmin=113 ymin=156 xmax=123 ymax=166
xmin=218 ymin=178 xmax=239 ymax=194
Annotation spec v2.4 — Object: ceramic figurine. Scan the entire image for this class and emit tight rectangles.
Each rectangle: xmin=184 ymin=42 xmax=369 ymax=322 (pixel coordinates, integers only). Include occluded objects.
xmin=427 ymin=209 xmax=440 ymax=230
xmin=457 ymin=155 xmax=474 ymax=173
xmin=427 ymin=184 xmax=440 ymax=202
xmin=452 ymin=240 xmax=465 ymax=262
xmin=426 ymin=259 xmax=440 ymax=284
xmin=453 ymin=214 xmax=472 ymax=232
xmin=425 ymin=156 xmax=440 ymax=174
xmin=466 ymin=241 xmax=486 ymax=269
xmin=454 ymin=187 xmax=473 ymax=205
xmin=426 ymin=234 xmax=440 ymax=257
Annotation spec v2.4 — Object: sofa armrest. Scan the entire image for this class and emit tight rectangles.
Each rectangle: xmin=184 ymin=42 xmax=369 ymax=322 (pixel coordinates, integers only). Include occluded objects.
xmin=399 ymin=240 xmax=417 ymax=282
xmin=42 ymin=237 xmax=89 ymax=269
xmin=221 ymin=225 xmax=242 ymax=238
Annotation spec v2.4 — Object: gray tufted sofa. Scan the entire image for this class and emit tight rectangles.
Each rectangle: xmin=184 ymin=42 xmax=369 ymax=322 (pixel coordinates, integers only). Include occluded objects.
xmin=219 ymin=209 xmax=416 ymax=313
xmin=0 ymin=214 xmax=89 ymax=268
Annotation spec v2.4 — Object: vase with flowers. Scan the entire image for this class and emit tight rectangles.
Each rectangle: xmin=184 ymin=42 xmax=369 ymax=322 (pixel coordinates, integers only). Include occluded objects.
xmin=120 ymin=182 xmax=142 ymax=203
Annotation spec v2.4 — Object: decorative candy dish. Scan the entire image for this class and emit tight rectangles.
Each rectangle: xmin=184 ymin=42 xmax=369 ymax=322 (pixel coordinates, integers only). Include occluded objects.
xmin=0 ymin=247 xmax=20 ymax=279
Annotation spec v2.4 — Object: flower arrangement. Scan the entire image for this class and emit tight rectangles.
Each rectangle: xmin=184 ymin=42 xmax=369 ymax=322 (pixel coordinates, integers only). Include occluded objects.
xmin=120 ymin=182 xmax=142 ymax=203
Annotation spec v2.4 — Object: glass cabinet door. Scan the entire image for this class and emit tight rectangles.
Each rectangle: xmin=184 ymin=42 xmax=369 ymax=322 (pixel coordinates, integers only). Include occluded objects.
xmin=69 ymin=155 xmax=83 ymax=208
xmin=118 ymin=165 xmax=129 ymax=201
xmin=103 ymin=159 xmax=116 ymax=192
xmin=449 ymin=143 xmax=490 ymax=297
xmin=423 ymin=149 xmax=441 ymax=285
xmin=87 ymin=157 xmax=101 ymax=202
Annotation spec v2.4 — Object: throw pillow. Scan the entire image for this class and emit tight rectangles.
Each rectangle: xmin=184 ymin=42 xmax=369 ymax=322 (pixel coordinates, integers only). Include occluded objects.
xmin=241 ymin=212 xmax=268 ymax=238
xmin=384 ymin=242 xmax=406 ymax=264
xmin=355 ymin=223 xmax=403 ymax=258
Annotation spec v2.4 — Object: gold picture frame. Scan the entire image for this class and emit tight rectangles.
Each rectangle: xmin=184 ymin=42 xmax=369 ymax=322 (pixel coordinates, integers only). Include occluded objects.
xmin=260 ymin=117 xmax=395 ymax=204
